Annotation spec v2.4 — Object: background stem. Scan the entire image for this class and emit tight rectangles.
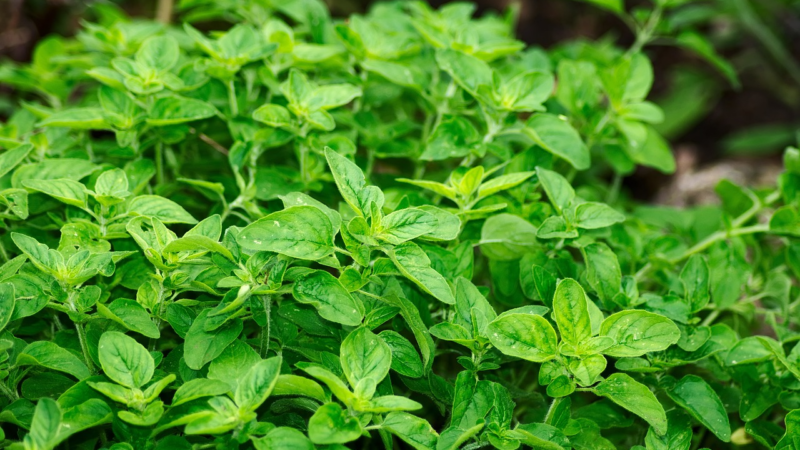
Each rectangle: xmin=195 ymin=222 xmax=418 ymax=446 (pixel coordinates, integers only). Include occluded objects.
xmin=156 ymin=0 xmax=173 ymax=24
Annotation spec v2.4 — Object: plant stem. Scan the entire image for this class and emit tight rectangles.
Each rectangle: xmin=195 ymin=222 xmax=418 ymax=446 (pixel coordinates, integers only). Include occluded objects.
xmin=0 ymin=381 xmax=17 ymax=401
xmin=607 ymin=172 xmax=622 ymax=204
xmin=155 ymin=141 xmax=165 ymax=186
xmin=227 ymin=80 xmax=239 ymax=118
xmin=365 ymin=149 xmax=376 ymax=182
xmin=0 ymin=237 xmax=8 ymax=263
xmin=156 ymin=0 xmax=174 ymax=24
xmin=75 ymin=321 xmax=95 ymax=374
xmin=628 ymin=4 xmax=663 ymax=55
xmin=635 ymin=224 xmax=769 ymax=280
xmin=671 ymin=224 xmax=770 ymax=265
xmin=259 ymin=295 xmax=271 ymax=358
xmin=635 ymin=190 xmax=779 ymax=281
xmin=701 ymin=310 xmax=720 ymax=327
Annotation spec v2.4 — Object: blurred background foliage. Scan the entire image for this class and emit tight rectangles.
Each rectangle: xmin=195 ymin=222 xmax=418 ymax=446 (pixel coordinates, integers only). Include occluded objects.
xmin=0 ymin=0 xmax=798 ymax=199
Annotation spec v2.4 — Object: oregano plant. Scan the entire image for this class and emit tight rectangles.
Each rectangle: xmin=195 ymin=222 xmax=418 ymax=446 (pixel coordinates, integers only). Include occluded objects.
xmin=0 ymin=0 xmax=797 ymax=449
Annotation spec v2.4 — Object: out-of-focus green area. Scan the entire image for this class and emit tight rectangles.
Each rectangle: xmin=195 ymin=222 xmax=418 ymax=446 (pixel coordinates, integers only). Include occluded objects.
xmin=0 ymin=0 xmax=798 ymax=165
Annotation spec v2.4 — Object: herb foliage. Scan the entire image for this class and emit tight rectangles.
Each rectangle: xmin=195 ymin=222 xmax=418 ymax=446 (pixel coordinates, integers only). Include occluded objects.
xmin=0 ymin=0 xmax=797 ymax=449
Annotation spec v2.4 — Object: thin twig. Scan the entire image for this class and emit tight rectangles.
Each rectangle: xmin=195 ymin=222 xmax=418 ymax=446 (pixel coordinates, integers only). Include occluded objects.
xmin=156 ymin=0 xmax=174 ymax=24
xmin=191 ymin=129 xmax=229 ymax=156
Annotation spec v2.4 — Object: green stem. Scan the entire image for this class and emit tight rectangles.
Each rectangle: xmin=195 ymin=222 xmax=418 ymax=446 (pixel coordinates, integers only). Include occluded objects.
xmin=365 ymin=148 xmax=376 ymax=182
xmin=701 ymin=310 xmax=720 ymax=327
xmin=296 ymin=140 xmax=309 ymax=186
xmin=635 ymin=224 xmax=769 ymax=281
xmin=606 ymin=172 xmax=622 ymax=204
xmin=75 ymin=321 xmax=96 ymax=374
xmin=334 ymin=247 xmax=353 ymax=257
xmin=150 ymin=279 xmax=168 ymax=351
xmin=155 ymin=141 xmax=165 ymax=186
xmin=0 ymin=381 xmax=18 ymax=401
xmin=227 ymin=80 xmax=239 ymax=118
xmin=635 ymin=191 xmax=779 ymax=281
xmin=0 ymin=237 xmax=8 ymax=263
xmin=670 ymin=224 xmax=769 ymax=265
xmin=259 ymin=295 xmax=271 ymax=358
xmin=628 ymin=4 xmax=663 ymax=55
xmin=156 ymin=0 xmax=174 ymax=23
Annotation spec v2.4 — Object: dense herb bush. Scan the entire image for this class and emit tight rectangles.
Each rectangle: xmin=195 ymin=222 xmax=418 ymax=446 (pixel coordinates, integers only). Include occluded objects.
xmin=0 ymin=0 xmax=798 ymax=448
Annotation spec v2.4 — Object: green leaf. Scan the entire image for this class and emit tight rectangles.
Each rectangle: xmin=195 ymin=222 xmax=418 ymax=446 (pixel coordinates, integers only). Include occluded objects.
xmin=388 ymin=242 xmax=455 ymax=304
xmin=382 ymin=412 xmax=439 ymax=450
xmin=626 ymin=127 xmax=676 ymax=174
xmin=454 ymin=276 xmax=497 ymax=335
xmin=305 ymin=84 xmax=362 ymax=111
xmin=98 ymin=331 xmax=154 ymax=389
xmin=17 ymin=341 xmax=91 ymax=380
xmin=234 ymin=356 xmax=282 ymax=412
xmin=136 ymin=35 xmax=180 ymax=72
xmin=253 ymin=427 xmax=315 ymax=450
xmin=273 ymin=374 xmax=326 ymax=403
xmin=508 ymin=422 xmax=570 ymax=450
xmin=162 ymin=235 xmax=235 ymax=262
xmin=297 ymin=363 xmax=355 ymax=405
xmin=435 ymin=48 xmax=493 ymax=96
xmin=537 ymin=216 xmax=577 ymax=240
xmin=0 ymin=144 xmax=33 ymax=179
xmin=525 ymin=114 xmax=590 ymax=170
xmin=421 ymin=115 xmax=480 ymax=161
xmin=292 ymin=270 xmax=365 ymax=326
xmin=582 ymin=243 xmax=622 ymax=306
xmin=553 ymin=278 xmax=592 ymax=349
xmin=417 ymin=205 xmax=460 ymax=241
xmin=770 ymin=206 xmax=800 ymax=236
xmin=361 ymin=59 xmax=425 ymax=90
xmin=183 ymin=310 xmax=243 ymax=370
xmin=207 ymin=339 xmax=260 ymax=392
xmin=10 ymin=233 xmax=58 ymax=273
xmin=23 ymin=178 xmax=87 ymax=208
xmin=324 ymin=147 xmax=370 ymax=215
xmin=253 ymin=104 xmax=294 ymax=128
xmin=38 ymin=108 xmax=110 ymax=129
xmin=680 ymin=255 xmax=710 ymax=312
xmin=147 ymin=96 xmax=217 ymax=126
xmin=340 ymin=327 xmax=391 ymax=388
xmin=536 ymin=166 xmax=574 ymax=213
xmin=171 ymin=378 xmax=231 ymax=406
xmin=644 ymin=410 xmax=693 ymax=450
xmin=238 ymin=206 xmax=334 ymax=260
xmin=94 ymin=168 xmax=131 ymax=205
xmin=666 ymin=375 xmax=731 ymax=442
xmin=128 ymin=195 xmax=197 ymax=224
xmin=593 ymin=373 xmax=667 ymax=435
xmin=480 ymin=214 xmax=539 ymax=260
xmin=676 ymin=31 xmax=739 ymax=88
xmin=0 ymin=283 xmax=15 ymax=332
xmin=497 ymin=71 xmax=553 ymax=112
xmin=487 ymin=313 xmax=558 ymax=362
xmin=575 ymin=202 xmax=626 ymax=229
xmin=24 ymin=397 xmax=61 ymax=450
xmin=379 ymin=208 xmax=437 ymax=244
xmin=396 ymin=179 xmax=457 ymax=200
xmin=600 ymin=310 xmax=680 ymax=357
xmin=97 ymin=299 xmax=160 ymax=339
xmin=308 ymin=402 xmax=363 ymax=444
xmin=379 ymin=330 xmax=424 ymax=378
xmin=569 ymin=354 xmax=607 ymax=386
